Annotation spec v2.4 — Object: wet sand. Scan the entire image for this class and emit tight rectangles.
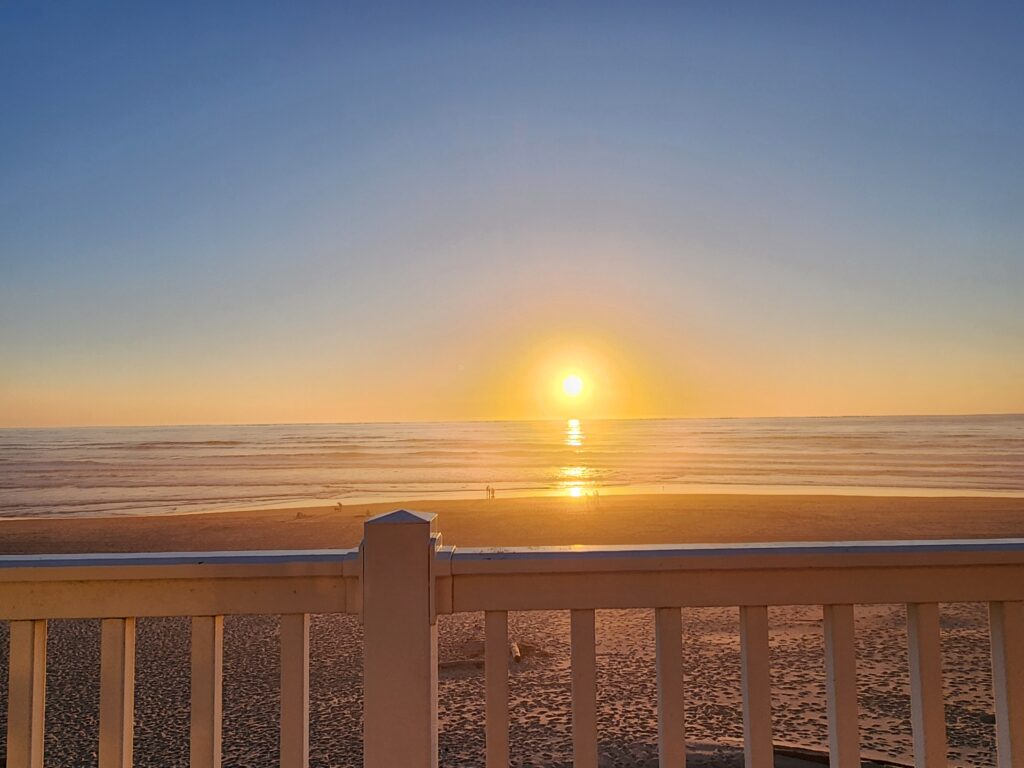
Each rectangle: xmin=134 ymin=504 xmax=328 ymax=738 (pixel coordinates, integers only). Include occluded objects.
xmin=1 ymin=493 xmax=1021 ymax=766
xmin=3 ymin=492 xmax=1023 ymax=554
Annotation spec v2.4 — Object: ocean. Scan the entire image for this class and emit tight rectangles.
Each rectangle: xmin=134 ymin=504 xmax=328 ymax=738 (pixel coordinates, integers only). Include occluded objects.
xmin=1 ymin=414 xmax=1022 ymax=518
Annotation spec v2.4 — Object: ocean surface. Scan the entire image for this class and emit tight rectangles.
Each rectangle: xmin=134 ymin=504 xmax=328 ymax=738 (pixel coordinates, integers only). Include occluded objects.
xmin=1 ymin=415 xmax=1022 ymax=518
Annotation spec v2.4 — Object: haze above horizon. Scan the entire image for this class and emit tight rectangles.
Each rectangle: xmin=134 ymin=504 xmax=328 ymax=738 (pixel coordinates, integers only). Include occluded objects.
xmin=1 ymin=3 xmax=1022 ymax=427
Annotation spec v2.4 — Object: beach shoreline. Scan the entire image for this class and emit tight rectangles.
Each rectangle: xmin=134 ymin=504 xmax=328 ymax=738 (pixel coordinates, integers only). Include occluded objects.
xmin=2 ymin=492 xmax=1022 ymax=554
xmin=5 ymin=414 xmax=1020 ymax=521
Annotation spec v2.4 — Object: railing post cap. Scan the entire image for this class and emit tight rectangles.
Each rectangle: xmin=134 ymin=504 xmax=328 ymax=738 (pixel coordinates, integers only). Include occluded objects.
xmin=364 ymin=509 xmax=437 ymax=526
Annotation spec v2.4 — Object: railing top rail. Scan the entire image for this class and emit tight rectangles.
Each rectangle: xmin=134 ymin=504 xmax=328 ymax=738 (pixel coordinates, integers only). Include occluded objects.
xmin=0 ymin=548 xmax=359 ymax=570
xmin=0 ymin=549 xmax=362 ymax=587
xmin=455 ymin=538 xmax=1024 ymax=557
xmin=450 ymin=538 xmax=1024 ymax=574
xmin=0 ymin=548 xmax=361 ymax=616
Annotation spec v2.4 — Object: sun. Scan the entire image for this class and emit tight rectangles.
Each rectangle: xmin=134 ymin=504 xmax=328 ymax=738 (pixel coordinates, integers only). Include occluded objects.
xmin=562 ymin=374 xmax=584 ymax=397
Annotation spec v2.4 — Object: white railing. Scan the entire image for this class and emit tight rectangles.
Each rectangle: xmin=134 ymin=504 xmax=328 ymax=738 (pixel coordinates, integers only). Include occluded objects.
xmin=4 ymin=508 xmax=1024 ymax=768
xmin=0 ymin=549 xmax=361 ymax=768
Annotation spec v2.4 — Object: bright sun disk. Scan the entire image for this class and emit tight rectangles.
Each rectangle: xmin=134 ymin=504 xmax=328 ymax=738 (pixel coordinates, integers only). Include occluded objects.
xmin=562 ymin=374 xmax=584 ymax=397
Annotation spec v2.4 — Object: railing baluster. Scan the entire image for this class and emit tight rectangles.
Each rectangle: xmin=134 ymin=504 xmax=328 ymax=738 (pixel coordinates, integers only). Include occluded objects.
xmin=485 ymin=610 xmax=510 ymax=768
xmin=571 ymin=608 xmax=598 ymax=768
xmin=99 ymin=617 xmax=136 ymax=768
xmin=655 ymin=607 xmax=685 ymax=768
xmin=740 ymin=605 xmax=773 ymax=768
xmin=990 ymin=601 xmax=1024 ymax=768
xmin=191 ymin=615 xmax=224 ymax=768
xmin=280 ymin=614 xmax=310 ymax=768
xmin=907 ymin=602 xmax=947 ymax=767
xmin=823 ymin=604 xmax=859 ymax=768
xmin=6 ymin=619 xmax=47 ymax=768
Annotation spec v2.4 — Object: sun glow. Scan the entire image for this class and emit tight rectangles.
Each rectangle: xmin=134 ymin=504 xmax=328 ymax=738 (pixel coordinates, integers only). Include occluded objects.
xmin=562 ymin=374 xmax=584 ymax=397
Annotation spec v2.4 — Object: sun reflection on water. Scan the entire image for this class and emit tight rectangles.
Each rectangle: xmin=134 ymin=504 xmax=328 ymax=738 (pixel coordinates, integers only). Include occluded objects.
xmin=565 ymin=418 xmax=583 ymax=447
xmin=561 ymin=419 xmax=593 ymax=497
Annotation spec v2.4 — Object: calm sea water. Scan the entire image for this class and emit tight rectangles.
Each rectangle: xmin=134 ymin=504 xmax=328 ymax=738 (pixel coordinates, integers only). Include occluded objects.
xmin=0 ymin=415 xmax=1022 ymax=518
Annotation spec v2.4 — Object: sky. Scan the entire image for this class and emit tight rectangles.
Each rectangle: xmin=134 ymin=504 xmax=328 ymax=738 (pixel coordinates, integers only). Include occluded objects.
xmin=1 ymin=2 xmax=1022 ymax=426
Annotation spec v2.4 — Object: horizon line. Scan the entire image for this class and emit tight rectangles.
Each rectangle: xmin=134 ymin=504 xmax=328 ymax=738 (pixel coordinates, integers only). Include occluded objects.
xmin=1 ymin=411 xmax=1022 ymax=431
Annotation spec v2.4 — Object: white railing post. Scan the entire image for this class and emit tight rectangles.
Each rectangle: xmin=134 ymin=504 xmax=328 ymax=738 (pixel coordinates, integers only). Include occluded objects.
xmin=6 ymin=619 xmax=46 ymax=768
xmin=823 ymin=604 xmax=860 ymax=768
xmin=99 ymin=617 xmax=136 ymax=768
xmin=362 ymin=510 xmax=439 ymax=768
xmin=485 ymin=610 xmax=510 ymax=768
xmin=190 ymin=615 xmax=224 ymax=768
xmin=570 ymin=608 xmax=598 ymax=768
xmin=907 ymin=603 xmax=947 ymax=767
xmin=990 ymin=601 xmax=1024 ymax=768
xmin=280 ymin=613 xmax=310 ymax=768
xmin=740 ymin=605 xmax=773 ymax=768
xmin=655 ymin=607 xmax=685 ymax=768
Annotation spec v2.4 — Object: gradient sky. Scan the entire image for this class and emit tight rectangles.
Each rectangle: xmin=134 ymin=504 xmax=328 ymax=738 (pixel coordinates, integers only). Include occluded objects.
xmin=1 ymin=2 xmax=1022 ymax=426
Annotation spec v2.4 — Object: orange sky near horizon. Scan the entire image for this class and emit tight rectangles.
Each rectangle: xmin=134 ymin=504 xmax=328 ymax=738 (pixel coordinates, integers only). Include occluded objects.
xmin=3 ymin=318 xmax=1021 ymax=427
xmin=3 ymin=234 xmax=1022 ymax=427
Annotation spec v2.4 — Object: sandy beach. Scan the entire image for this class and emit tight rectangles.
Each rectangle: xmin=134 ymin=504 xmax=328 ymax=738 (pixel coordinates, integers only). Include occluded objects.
xmin=3 ymin=492 xmax=1024 ymax=554
xmin=2 ymin=493 xmax=1022 ymax=766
